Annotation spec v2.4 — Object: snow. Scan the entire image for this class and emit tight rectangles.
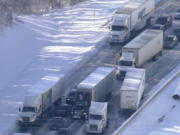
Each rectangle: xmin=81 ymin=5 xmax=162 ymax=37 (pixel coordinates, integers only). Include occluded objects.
xmin=0 ymin=0 xmax=133 ymax=134
xmin=78 ymin=67 xmax=114 ymax=89
xmin=114 ymin=65 xmax=180 ymax=135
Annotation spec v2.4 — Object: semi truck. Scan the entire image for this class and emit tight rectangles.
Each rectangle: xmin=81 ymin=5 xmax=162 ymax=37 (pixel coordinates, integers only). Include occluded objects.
xmin=120 ymin=68 xmax=145 ymax=111
xmin=18 ymin=75 xmax=64 ymax=126
xmin=119 ymin=29 xmax=163 ymax=67
xmin=109 ymin=0 xmax=155 ymax=44
xmin=86 ymin=101 xmax=108 ymax=134
xmin=67 ymin=67 xmax=115 ymax=119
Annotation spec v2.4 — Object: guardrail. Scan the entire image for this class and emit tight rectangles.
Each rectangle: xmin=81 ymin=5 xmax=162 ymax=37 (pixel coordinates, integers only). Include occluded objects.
xmin=112 ymin=64 xmax=180 ymax=135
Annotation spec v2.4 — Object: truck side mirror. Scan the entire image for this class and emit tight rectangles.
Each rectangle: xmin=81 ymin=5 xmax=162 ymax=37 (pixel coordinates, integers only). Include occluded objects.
xmin=19 ymin=107 xmax=21 ymax=112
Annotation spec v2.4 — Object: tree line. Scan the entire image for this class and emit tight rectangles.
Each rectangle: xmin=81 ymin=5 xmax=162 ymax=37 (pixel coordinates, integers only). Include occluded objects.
xmin=0 ymin=0 xmax=86 ymax=28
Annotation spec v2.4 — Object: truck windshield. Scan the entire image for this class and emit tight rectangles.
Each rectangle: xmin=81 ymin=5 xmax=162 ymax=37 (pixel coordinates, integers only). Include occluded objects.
xmin=22 ymin=107 xmax=36 ymax=112
xmin=119 ymin=60 xmax=133 ymax=66
xmin=111 ymin=25 xmax=127 ymax=31
xmin=89 ymin=114 xmax=102 ymax=120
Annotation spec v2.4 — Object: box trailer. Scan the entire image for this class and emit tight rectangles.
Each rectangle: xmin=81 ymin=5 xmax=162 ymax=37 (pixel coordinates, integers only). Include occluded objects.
xmin=119 ymin=29 xmax=163 ymax=67
xmin=18 ymin=75 xmax=64 ymax=126
xmin=77 ymin=67 xmax=115 ymax=102
xmin=86 ymin=101 xmax=108 ymax=134
xmin=120 ymin=68 xmax=145 ymax=111
xmin=109 ymin=0 xmax=155 ymax=44
xmin=69 ymin=67 xmax=115 ymax=119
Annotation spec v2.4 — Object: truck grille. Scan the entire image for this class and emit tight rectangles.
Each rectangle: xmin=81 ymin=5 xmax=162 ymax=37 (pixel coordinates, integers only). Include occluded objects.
xmin=90 ymin=124 xmax=98 ymax=130
xmin=23 ymin=117 xmax=29 ymax=121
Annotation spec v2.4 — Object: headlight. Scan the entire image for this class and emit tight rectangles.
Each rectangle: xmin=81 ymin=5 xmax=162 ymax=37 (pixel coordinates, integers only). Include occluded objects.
xmin=18 ymin=117 xmax=23 ymax=121
xmin=30 ymin=116 xmax=36 ymax=122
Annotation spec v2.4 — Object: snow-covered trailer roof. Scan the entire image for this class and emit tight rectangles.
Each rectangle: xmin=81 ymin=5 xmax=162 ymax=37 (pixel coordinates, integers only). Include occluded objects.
xmin=89 ymin=101 xmax=107 ymax=115
xmin=24 ymin=75 xmax=60 ymax=106
xmin=115 ymin=0 xmax=148 ymax=14
xmin=77 ymin=67 xmax=114 ymax=89
xmin=121 ymin=77 xmax=141 ymax=91
xmin=124 ymin=29 xmax=162 ymax=49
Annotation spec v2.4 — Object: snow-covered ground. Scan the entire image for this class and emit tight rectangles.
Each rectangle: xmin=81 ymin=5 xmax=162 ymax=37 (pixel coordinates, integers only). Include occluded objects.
xmin=113 ymin=64 xmax=180 ymax=135
xmin=0 ymin=0 xmax=133 ymax=134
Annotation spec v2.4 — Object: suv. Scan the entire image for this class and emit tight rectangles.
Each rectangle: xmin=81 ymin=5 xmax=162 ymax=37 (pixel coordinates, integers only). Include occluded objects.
xmin=175 ymin=8 xmax=180 ymax=20
xmin=155 ymin=16 xmax=173 ymax=29
xmin=164 ymin=35 xmax=178 ymax=49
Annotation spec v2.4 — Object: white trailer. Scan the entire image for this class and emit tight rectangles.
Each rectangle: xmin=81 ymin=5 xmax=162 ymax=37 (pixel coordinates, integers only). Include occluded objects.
xmin=77 ymin=67 xmax=115 ymax=102
xmin=120 ymin=68 xmax=145 ymax=111
xmin=119 ymin=29 xmax=163 ymax=67
xmin=86 ymin=101 xmax=108 ymax=134
xmin=18 ymin=75 xmax=64 ymax=126
xmin=109 ymin=0 xmax=155 ymax=44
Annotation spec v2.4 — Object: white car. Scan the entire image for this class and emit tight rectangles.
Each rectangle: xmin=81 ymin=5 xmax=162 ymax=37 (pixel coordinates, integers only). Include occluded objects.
xmin=175 ymin=8 xmax=180 ymax=20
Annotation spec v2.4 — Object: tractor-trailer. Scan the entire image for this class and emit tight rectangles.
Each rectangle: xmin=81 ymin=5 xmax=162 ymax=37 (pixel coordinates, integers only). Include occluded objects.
xmin=86 ymin=101 xmax=108 ymax=134
xmin=109 ymin=0 xmax=155 ymax=44
xmin=119 ymin=29 xmax=163 ymax=67
xmin=120 ymin=68 xmax=145 ymax=111
xmin=70 ymin=67 xmax=115 ymax=119
xmin=18 ymin=75 xmax=64 ymax=126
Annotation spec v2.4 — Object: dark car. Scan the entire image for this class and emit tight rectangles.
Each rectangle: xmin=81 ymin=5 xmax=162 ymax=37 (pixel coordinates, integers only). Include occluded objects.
xmin=164 ymin=35 xmax=178 ymax=49
xmin=155 ymin=16 xmax=173 ymax=29
xmin=175 ymin=8 xmax=180 ymax=20
xmin=54 ymin=104 xmax=72 ymax=117
xmin=173 ymin=26 xmax=180 ymax=40
xmin=150 ymin=24 xmax=166 ymax=31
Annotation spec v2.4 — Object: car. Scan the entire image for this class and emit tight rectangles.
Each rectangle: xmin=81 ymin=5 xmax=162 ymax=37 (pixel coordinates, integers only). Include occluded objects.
xmin=164 ymin=35 xmax=178 ymax=49
xmin=173 ymin=26 xmax=180 ymax=40
xmin=155 ymin=15 xmax=173 ymax=29
xmin=150 ymin=24 xmax=166 ymax=31
xmin=175 ymin=8 xmax=180 ymax=20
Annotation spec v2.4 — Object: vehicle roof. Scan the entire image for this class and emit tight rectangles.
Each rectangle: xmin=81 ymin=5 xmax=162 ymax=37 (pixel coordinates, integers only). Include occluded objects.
xmin=90 ymin=101 xmax=107 ymax=114
xmin=119 ymin=66 xmax=145 ymax=73
xmin=115 ymin=0 xmax=147 ymax=14
xmin=77 ymin=67 xmax=114 ymax=89
xmin=126 ymin=69 xmax=145 ymax=80
xmin=121 ymin=77 xmax=142 ymax=91
xmin=123 ymin=29 xmax=162 ymax=49
xmin=27 ymin=75 xmax=60 ymax=95
xmin=24 ymin=75 xmax=60 ymax=106
xmin=121 ymin=52 xmax=134 ymax=61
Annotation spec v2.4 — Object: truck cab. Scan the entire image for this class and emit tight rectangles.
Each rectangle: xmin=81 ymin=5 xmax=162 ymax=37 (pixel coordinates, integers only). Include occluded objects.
xmin=118 ymin=52 xmax=135 ymax=67
xmin=18 ymin=94 xmax=41 ymax=126
xmin=71 ymin=105 xmax=88 ymax=120
xmin=86 ymin=102 xmax=108 ymax=134
xmin=109 ymin=13 xmax=130 ymax=44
